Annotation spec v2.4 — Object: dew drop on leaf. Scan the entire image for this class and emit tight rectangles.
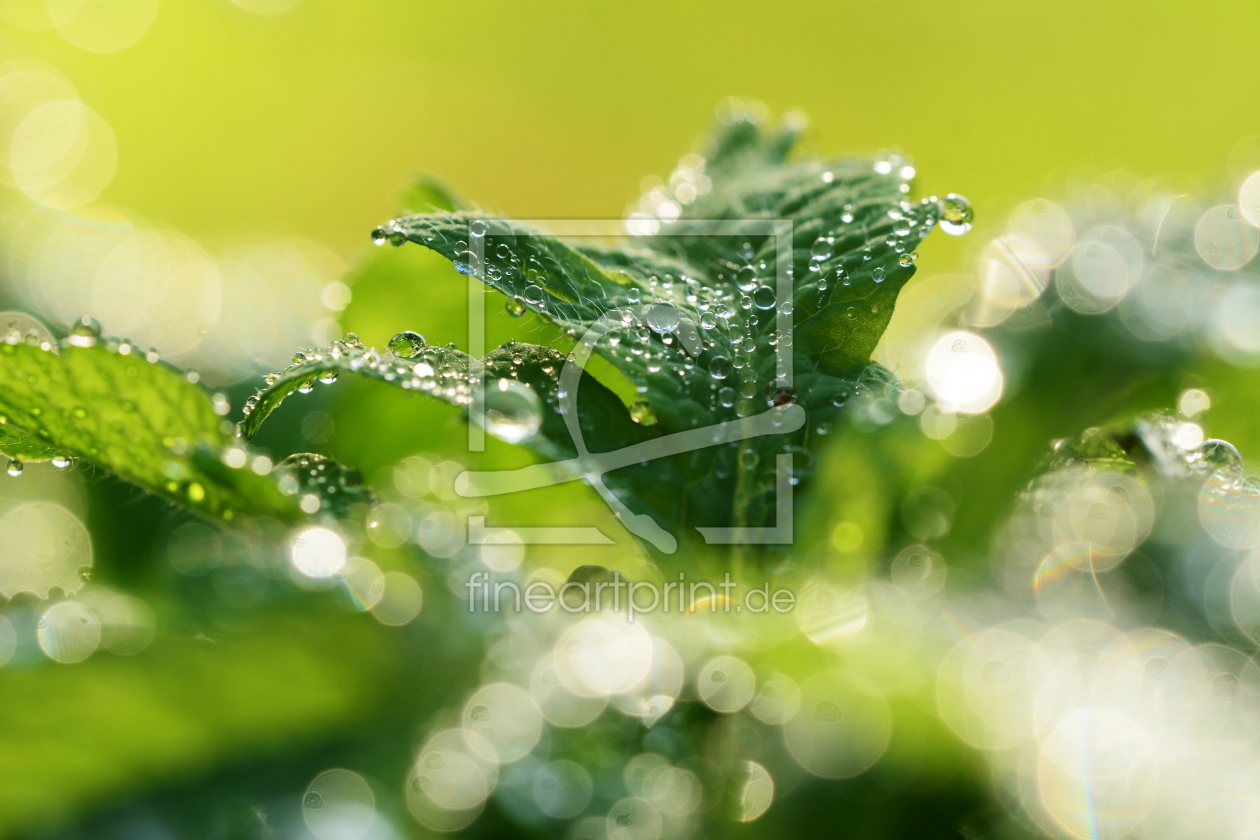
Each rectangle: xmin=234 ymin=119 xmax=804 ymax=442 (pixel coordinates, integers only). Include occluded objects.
xmin=939 ymin=193 xmax=974 ymax=236
xmin=709 ymin=355 xmax=732 ymax=380
xmin=645 ymin=302 xmax=680 ymax=334
xmin=505 ymin=298 xmax=527 ymax=317
xmin=479 ymin=379 xmax=543 ymax=444
xmin=629 ymin=399 xmax=653 ymax=424
xmin=387 ymin=331 xmax=427 ymax=358
xmin=67 ymin=316 xmax=102 ymax=348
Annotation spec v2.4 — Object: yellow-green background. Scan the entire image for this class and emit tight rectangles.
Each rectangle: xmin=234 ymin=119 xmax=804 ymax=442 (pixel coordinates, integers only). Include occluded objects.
xmin=6 ymin=1 xmax=1259 ymax=264
xmin=3 ymin=2 xmax=1260 ymax=838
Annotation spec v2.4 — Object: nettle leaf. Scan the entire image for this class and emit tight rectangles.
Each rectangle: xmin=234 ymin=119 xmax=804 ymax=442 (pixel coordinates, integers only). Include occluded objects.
xmin=292 ymin=111 xmax=969 ymax=552
xmin=0 ymin=338 xmax=300 ymax=523
xmin=241 ymin=338 xmax=645 ymax=462
xmin=236 ymin=337 xmax=722 ymax=542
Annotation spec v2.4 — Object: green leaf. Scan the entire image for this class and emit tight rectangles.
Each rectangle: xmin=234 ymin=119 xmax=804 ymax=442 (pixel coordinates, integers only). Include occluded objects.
xmin=0 ymin=423 xmax=67 ymax=463
xmin=0 ymin=340 xmax=299 ymax=523
xmin=0 ymin=607 xmax=395 ymax=838
xmin=241 ymin=337 xmax=642 ymax=457
xmin=336 ymin=114 xmax=955 ymax=550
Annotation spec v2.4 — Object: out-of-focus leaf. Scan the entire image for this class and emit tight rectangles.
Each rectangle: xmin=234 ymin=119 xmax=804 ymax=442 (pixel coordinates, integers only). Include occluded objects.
xmin=0 ymin=608 xmax=394 ymax=838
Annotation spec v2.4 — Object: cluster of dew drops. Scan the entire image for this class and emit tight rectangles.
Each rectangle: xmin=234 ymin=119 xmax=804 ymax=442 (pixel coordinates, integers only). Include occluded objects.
xmin=2 ymin=315 xmax=173 ymax=478
xmin=367 ymin=155 xmax=973 ymax=435
xmin=242 ymin=325 xmax=553 ymax=447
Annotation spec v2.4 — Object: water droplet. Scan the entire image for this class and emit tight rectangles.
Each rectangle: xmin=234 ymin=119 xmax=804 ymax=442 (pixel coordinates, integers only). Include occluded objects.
xmin=469 ymin=218 xmax=489 ymax=237
xmin=752 ymin=285 xmax=776 ymax=309
xmin=810 ymin=237 xmax=834 ymax=261
xmin=872 ymin=267 xmax=885 ymax=283
xmin=6 ymin=459 xmax=22 ymax=476
xmin=505 ymin=297 xmax=527 ymax=317
xmin=736 ymin=265 xmax=758 ymax=292
xmin=709 ymin=354 xmax=732 ymax=380
xmin=645 ymin=302 xmax=680 ymax=334
xmin=319 ymin=370 xmax=339 ymax=385
xmin=626 ymin=288 xmax=642 ymax=305
xmin=938 ymin=193 xmax=973 ymax=236
xmin=700 ymin=312 xmax=718 ymax=331
xmin=893 ymin=219 xmax=911 ymax=236
xmin=371 ymin=226 xmax=388 ymax=246
xmin=524 ymin=284 xmax=545 ymax=305
xmin=629 ymin=400 xmax=653 ymax=424
xmin=766 ymin=380 xmax=796 ymax=407
xmin=1199 ymin=439 xmax=1245 ymax=480
xmin=388 ymin=229 xmax=406 ymax=247
xmin=51 ymin=455 xmax=71 ymax=469
xmin=480 ymin=379 xmax=543 ymax=443
xmin=718 ymin=387 xmax=736 ymax=408
xmin=67 ymin=316 xmax=101 ymax=348
xmin=387 ymin=331 xmax=427 ymax=358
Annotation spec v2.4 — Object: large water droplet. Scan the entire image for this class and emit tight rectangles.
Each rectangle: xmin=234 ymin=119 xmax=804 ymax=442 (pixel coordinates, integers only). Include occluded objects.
xmin=709 ymin=355 xmax=732 ymax=380
xmin=371 ymin=226 xmax=388 ymax=246
xmin=387 ymin=331 xmax=427 ymax=358
xmin=480 ymin=379 xmax=543 ymax=444
xmin=6 ymin=459 xmax=22 ymax=477
xmin=1198 ymin=439 xmax=1245 ymax=480
xmin=629 ymin=399 xmax=654 ymax=424
xmin=752 ymin=285 xmax=776 ymax=309
xmin=505 ymin=298 xmax=527 ymax=317
xmin=735 ymin=266 xmax=758 ymax=292
xmin=939 ymin=194 xmax=973 ymax=236
xmin=645 ymin=302 xmax=680 ymax=334
xmin=67 ymin=316 xmax=102 ymax=348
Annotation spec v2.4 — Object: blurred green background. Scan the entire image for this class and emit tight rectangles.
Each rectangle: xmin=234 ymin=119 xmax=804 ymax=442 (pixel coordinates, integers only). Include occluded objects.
xmin=2 ymin=2 xmax=1260 ymax=839
xmin=6 ymin=1 xmax=1260 ymax=261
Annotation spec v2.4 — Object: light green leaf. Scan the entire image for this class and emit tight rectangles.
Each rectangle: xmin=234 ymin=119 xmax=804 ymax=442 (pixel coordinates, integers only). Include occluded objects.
xmin=0 ymin=340 xmax=298 ymax=522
